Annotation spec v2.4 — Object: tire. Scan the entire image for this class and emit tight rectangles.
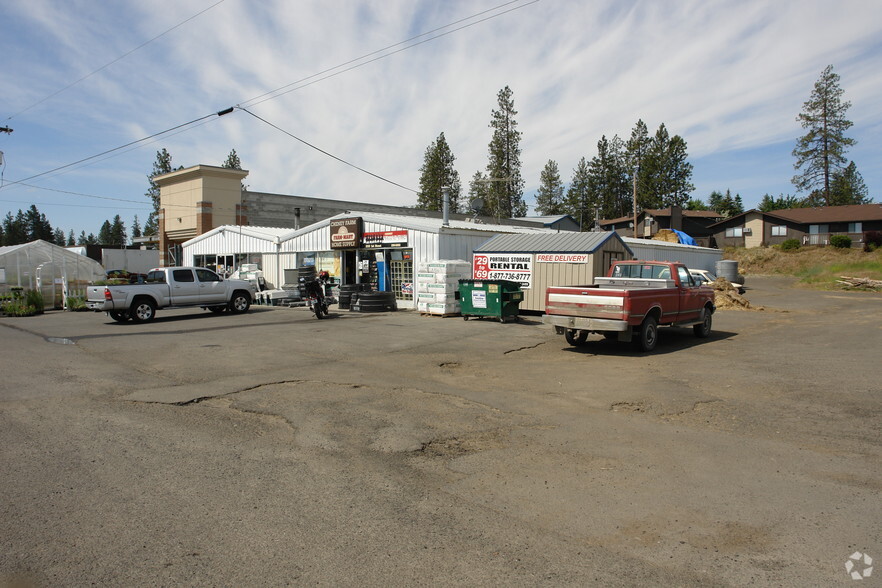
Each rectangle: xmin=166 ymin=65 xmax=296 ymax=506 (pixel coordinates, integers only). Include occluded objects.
xmin=129 ymin=298 xmax=156 ymax=323
xmin=353 ymin=291 xmax=397 ymax=312
xmin=229 ymin=291 xmax=251 ymax=314
xmin=208 ymin=306 xmax=227 ymax=314
xmin=636 ymin=315 xmax=658 ymax=352
xmin=313 ymin=300 xmax=324 ymax=319
xmin=564 ymin=329 xmax=588 ymax=346
xmin=109 ymin=311 xmax=129 ymax=322
xmin=693 ymin=307 xmax=712 ymax=338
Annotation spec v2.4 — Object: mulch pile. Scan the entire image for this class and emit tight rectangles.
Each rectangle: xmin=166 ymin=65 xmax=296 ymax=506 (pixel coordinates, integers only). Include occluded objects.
xmin=710 ymin=277 xmax=763 ymax=311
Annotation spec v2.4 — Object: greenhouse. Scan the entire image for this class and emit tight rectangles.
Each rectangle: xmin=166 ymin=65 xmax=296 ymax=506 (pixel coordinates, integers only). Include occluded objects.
xmin=0 ymin=240 xmax=105 ymax=309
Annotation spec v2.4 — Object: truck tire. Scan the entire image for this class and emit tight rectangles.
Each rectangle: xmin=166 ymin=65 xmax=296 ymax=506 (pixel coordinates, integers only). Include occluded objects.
xmin=564 ymin=329 xmax=588 ymax=346
xmin=229 ymin=291 xmax=251 ymax=314
xmin=693 ymin=307 xmax=712 ymax=338
xmin=109 ymin=311 xmax=129 ymax=322
xmin=636 ymin=315 xmax=658 ymax=352
xmin=129 ymin=298 xmax=156 ymax=323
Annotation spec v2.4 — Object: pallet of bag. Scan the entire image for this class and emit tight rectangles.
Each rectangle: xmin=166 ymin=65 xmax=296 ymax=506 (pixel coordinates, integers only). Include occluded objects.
xmin=415 ymin=260 xmax=471 ymax=316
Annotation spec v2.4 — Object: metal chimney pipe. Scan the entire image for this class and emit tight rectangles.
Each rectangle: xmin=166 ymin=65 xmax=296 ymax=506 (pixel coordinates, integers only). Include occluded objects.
xmin=442 ymin=187 xmax=450 ymax=227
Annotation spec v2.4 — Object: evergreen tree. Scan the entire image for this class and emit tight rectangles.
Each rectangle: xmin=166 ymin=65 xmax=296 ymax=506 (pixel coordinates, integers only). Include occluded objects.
xmin=825 ymin=161 xmax=872 ymax=206
xmin=67 ymin=230 xmax=76 ymax=246
xmin=145 ymin=148 xmax=176 ymax=235
xmin=467 ymin=171 xmax=491 ymax=216
xmin=707 ymin=189 xmax=744 ymax=218
xmin=625 ymin=119 xmax=651 ymax=210
xmin=792 ymin=65 xmax=857 ymax=205
xmin=77 ymin=231 xmax=88 ymax=246
xmin=53 ymin=228 xmax=66 ymax=246
xmin=758 ymin=193 xmax=805 ymax=212
xmin=641 ymin=124 xmax=694 ymax=208
xmin=685 ymin=198 xmax=709 ymax=211
xmin=110 ymin=215 xmax=126 ymax=246
xmin=25 ymin=205 xmax=54 ymax=241
xmin=416 ymin=133 xmax=462 ymax=212
xmin=565 ymin=157 xmax=593 ymax=230
xmin=98 ymin=220 xmax=113 ymax=245
xmin=222 ymin=149 xmax=242 ymax=170
xmin=588 ymin=135 xmax=631 ymax=219
xmin=534 ymin=160 xmax=565 ymax=215
xmin=486 ymin=86 xmax=526 ymax=218
xmin=131 ymin=215 xmax=142 ymax=242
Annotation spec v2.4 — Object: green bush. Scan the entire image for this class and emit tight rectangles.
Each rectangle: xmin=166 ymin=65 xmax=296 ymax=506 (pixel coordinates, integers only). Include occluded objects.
xmin=779 ymin=238 xmax=801 ymax=251
xmin=1 ymin=301 xmax=39 ymax=317
xmin=66 ymin=296 xmax=87 ymax=311
xmin=864 ymin=231 xmax=882 ymax=252
xmin=830 ymin=235 xmax=852 ymax=249
xmin=25 ymin=289 xmax=44 ymax=314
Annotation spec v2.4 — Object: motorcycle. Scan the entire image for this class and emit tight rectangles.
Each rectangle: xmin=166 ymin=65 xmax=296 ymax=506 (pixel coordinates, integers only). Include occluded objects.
xmin=301 ymin=276 xmax=329 ymax=319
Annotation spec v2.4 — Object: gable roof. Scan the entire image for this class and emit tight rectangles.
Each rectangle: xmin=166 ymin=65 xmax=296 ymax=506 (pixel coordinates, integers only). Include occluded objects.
xmin=599 ymin=208 xmax=723 ymax=226
xmin=767 ymin=203 xmax=882 ymax=223
xmin=474 ymin=231 xmax=633 ymax=255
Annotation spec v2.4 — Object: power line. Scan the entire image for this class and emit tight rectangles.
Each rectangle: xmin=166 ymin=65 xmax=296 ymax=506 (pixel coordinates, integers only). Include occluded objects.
xmin=5 ymin=0 xmax=228 ymax=122
xmin=237 ymin=107 xmax=416 ymax=194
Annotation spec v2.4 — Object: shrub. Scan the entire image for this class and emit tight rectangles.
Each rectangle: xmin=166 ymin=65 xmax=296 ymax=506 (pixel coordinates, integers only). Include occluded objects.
xmin=66 ymin=296 xmax=87 ymax=311
xmin=24 ymin=289 xmax=44 ymax=314
xmin=864 ymin=231 xmax=882 ymax=252
xmin=829 ymin=235 xmax=852 ymax=249
xmin=1 ymin=301 xmax=39 ymax=317
xmin=779 ymin=238 xmax=801 ymax=251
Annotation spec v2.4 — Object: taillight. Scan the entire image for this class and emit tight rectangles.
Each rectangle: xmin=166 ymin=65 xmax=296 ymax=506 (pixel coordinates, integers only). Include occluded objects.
xmin=104 ymin=287 xmax=112 ymax=301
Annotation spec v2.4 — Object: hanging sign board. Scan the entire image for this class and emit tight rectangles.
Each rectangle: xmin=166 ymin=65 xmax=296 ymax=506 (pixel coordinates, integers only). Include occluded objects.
xmin=329 ymin=217 xmax=363 ymax=249
xmin=472 ymin=254 xmax=532 ymax=289
xmin=362 ymin=230 xmax=408 ymax=248
xmin=536 ymin=253 xmax=589 ymax=263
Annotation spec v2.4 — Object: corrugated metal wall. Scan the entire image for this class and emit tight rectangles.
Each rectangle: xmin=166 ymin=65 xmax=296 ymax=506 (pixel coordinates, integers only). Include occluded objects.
xmin=622 ymin=238 xmax=722 ymax=272
xmin=527 ymin=257 xmax=596 ymax=312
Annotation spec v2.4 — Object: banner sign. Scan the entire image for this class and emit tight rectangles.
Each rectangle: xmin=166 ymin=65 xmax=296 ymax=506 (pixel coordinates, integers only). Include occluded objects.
xmin=329 ymin=217 xmax=363 ymax=249
xmin=536 ymin=253 xmax=589 ymax=263
xmin=472 ymin=254 xmax=532 ymax=289
xmin=363 ymin=230 xmax=408 ymax=248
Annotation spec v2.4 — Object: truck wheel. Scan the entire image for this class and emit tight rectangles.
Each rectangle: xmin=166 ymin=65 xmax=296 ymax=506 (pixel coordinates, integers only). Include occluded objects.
xmin=636 ymin=316 xmax=658 ymax=352
xmin=109 ymin=311 xmax=129 ymax=322
xmin=693 ymin=307 xmax=712 ymax=338
xmin=564 ymin=329 xmax=588 ymax=346
xmin=129 ymin=299 xmax=156 ymax=323
xmin=229 ymin=291 xmax=251 ymax=314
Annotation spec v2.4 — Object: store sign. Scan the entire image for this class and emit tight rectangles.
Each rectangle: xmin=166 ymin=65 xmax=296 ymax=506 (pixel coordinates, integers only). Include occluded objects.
xmin=329 ymin=217 xmax=362 ymax=249
xmin=363 ymin=230 xmax=408 ymax=248
xmin=473 ymin=253 xmax=532 ymax=289
xmin=537 ymin=253 xmax=589 ymax=263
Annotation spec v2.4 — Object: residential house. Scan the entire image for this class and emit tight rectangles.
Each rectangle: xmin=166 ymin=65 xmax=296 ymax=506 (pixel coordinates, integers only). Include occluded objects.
xmin=708 ymin=203 xmax=882 ymax=248
xmin=598 ymin=206 xmax=724 ymax=247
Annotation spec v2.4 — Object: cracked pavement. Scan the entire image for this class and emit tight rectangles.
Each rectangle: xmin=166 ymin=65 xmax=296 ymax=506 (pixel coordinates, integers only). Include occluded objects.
xmin=1 ymin=277 xmax=880 ymax=586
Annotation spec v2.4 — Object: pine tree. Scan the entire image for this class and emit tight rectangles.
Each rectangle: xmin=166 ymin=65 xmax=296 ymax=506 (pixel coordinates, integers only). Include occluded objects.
xmin=565 ymin=157 xmax=593 ymax=230
xmin=53 ymin=228 xmax=66 ymax=246
xmin=534 ymin=160 xmax=565 ymax=216
xmin=98 ymin=220 xmax=113 ymax=245
xmin=641 ymin=124 xmax=694 ymax=209
xmin=67 ymin=230 xmax=76 ymax=246
xmin=416 ymin=133 xmax=462 ymax=212
xmin=792 ymin=65 xmax=857 ymax=205
xmin=588 ymin=136 xmax=631 ymax=219
xmin=625 ymin=119 xmax=651 ymax=210
xmin=131 ymin=215 xmax=142 ymax=242
xmin=222 ymin=149 xmax=242 ymax=170
xmin=467 ymin=171 xmax=491 ymax=216
xmin=145 ymin=148 xmax=176 ymax=235
xmin=110 ymin=215 xmax=126 ymax=246
xmin=486 ymin=86 xmax=526 ymax=218
xmin=825 ymin=161 xmax=871 ymax=206
xmin=758 ymin=194 xmax=805 ymax=212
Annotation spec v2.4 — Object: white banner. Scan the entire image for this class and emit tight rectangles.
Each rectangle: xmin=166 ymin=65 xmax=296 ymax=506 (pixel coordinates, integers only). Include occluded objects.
xmin=472 ymin=254 xmax=532 ymax=289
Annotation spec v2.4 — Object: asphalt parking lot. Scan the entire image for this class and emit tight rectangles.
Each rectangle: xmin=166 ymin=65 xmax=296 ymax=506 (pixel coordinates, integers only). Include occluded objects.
xmin=1 ymin=276 xmax=880 ymax=586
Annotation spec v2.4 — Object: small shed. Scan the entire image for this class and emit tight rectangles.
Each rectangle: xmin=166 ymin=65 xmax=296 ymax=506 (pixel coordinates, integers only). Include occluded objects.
xmin=473 ymin=231 xmax=633 ymax=312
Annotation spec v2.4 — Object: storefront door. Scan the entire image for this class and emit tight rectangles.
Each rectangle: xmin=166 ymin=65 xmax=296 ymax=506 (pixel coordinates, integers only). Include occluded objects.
xmin=389 ymin=249 xmax=413 ymax=302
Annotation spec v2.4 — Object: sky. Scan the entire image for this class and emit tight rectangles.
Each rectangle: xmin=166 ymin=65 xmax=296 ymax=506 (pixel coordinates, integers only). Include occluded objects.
xmin=2 ymin=0 xmax=881 ymax=238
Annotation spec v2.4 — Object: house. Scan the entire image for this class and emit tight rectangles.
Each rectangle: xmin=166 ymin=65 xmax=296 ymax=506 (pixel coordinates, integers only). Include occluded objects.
xmin=708 ymin=204 xmax=882 ymax=248
xmin=598 ymin=206 xmax=723 ymax=247
xmin=512 ymin=215 xmax=581 ymax=232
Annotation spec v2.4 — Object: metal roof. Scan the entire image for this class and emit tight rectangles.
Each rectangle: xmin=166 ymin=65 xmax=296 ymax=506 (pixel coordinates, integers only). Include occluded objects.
xmin=277 ymin=211 xmax=553 ymax=241
xmin=474 ymin=231 xmax=632 ymax=254
xmin=182 ymin=225 xmax=292 ymax=247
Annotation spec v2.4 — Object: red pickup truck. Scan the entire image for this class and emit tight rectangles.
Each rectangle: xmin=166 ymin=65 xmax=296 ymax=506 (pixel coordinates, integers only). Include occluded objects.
xmin=542 ymin=260 xmax=716 ymax=352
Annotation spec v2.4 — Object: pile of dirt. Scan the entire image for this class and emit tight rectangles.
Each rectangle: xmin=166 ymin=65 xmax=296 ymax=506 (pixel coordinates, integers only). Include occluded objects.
xmin=711 ymin=277 xmax=763 ymax=311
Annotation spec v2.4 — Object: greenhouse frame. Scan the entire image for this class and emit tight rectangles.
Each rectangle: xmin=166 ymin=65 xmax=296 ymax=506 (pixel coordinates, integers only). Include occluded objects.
xmin=0 ymin=240 xmax=105 ymax=309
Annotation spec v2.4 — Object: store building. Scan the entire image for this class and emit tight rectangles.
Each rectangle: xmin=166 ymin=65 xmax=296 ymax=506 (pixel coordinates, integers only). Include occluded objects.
xmin=181 ymin=211 xmax=553 ymax=308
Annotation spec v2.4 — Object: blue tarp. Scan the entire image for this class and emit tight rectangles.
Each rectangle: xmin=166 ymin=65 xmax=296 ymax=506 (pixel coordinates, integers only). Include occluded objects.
xmin=672 ymin=229 xmax=697 ymax=246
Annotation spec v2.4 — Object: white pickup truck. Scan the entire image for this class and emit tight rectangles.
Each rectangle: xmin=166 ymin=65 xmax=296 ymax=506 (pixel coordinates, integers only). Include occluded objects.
xmin=86 ymin=267 xmax=256 ymax=323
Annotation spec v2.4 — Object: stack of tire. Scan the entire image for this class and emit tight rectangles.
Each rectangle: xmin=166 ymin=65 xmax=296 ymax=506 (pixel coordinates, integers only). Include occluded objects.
xmin=338 ymin=283 xmax=371 ymax=310
xmin=350 ymin=290 xmax=397 ymax=313
xmin=296 ymin=266 xmax=316 ymax=299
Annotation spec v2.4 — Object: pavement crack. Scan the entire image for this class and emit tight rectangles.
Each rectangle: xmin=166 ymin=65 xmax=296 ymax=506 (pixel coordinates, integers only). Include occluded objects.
xmin=503 ymin=341 xmax=546 ymax=354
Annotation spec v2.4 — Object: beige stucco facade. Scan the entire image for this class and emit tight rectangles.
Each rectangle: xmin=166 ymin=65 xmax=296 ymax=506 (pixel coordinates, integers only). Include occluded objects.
xmin=154 ymin=165 xmax=249 ymax=265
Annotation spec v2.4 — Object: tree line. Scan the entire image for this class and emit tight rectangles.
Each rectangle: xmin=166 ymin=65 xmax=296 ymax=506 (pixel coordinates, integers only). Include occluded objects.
xmin=416 ymin=66 xmax=870 ymax=228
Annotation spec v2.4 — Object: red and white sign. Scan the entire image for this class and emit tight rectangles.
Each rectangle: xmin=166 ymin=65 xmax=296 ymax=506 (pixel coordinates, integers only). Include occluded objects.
xmin=363 ymin=230 xmax=408 ymax=248
xmin=536 ymin=253 xmax=589 ymax=263
xmin=472 ymin=253 xmax=532 ymax=289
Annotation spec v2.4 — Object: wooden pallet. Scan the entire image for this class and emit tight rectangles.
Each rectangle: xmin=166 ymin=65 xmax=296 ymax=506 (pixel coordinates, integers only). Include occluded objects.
xmin=420 ymin=312 xmax=461 ymax=318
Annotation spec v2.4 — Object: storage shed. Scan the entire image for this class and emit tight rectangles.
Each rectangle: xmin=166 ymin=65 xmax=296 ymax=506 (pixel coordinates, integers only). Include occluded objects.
xmin=473 ymin=231 xmax=634 ymax=312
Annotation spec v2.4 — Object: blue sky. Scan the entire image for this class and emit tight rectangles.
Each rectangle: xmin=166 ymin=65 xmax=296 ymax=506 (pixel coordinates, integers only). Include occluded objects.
xmin=1 ymin=0 xmax=880 ymax=238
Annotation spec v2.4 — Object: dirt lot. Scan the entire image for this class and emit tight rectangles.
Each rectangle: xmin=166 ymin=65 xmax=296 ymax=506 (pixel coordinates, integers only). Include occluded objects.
xmin=1 ymin=277 xmax=880 ymax=586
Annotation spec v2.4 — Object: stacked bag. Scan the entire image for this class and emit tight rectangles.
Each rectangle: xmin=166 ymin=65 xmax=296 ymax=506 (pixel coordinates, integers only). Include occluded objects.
xmin=415 ymin=259 xmax=471 ymax=316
